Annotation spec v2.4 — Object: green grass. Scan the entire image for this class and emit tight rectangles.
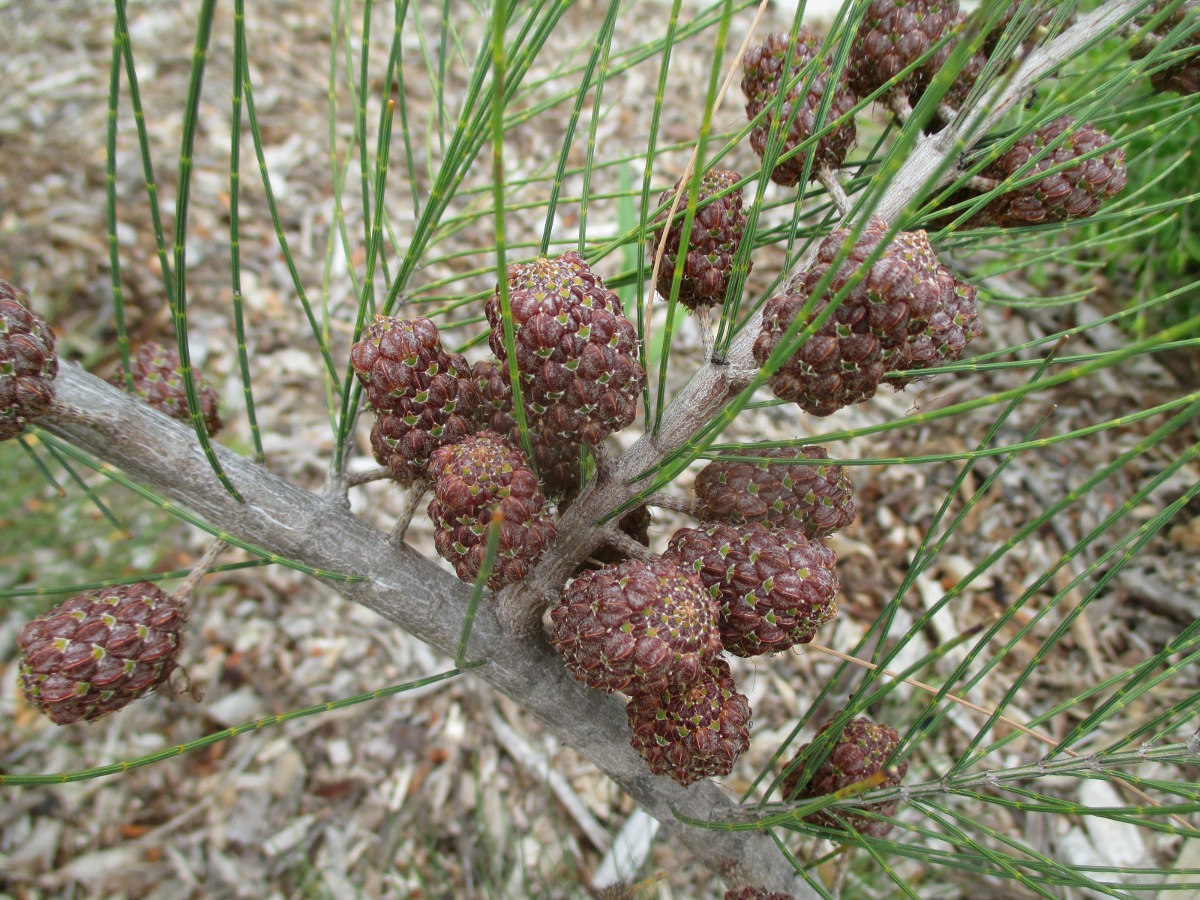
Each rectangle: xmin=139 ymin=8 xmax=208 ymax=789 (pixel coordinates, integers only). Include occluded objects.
xmin=0 ymin=437 xmax=172 ymax=619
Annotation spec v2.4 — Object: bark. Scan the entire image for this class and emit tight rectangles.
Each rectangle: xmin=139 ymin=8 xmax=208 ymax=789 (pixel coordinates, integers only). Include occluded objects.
xmin=42 ymin=362 xmax=815 ymax=897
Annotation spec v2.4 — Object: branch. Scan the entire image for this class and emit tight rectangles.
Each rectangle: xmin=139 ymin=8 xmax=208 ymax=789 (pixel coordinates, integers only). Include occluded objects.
xmin=503 ymin=0 xmax=1146 ymax=632
xmin=38 ymin=363 xmax=817 ymax=899
xmin=869 ymin=0 xmax=1144 ymax=230
xmin=714 ymin=741 xmax=1200 ymax=824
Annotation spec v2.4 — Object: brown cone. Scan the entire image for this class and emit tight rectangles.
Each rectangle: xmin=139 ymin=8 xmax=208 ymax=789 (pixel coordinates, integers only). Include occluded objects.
xmin=693 ymin=446 xmax=856 ymax=539
xmin=426 ymin=431 xmax=556 ymax=590
xmin=550 ymin=557 xmax=722 ymax=695
xmin=484 ymin=252 xmax=645 ymax=446
xmin=782 ymin=716 xmax=907 ymax=837
xmin=113 ymin=341 xmax=223 ymax=436
xmin=848 ymin=0 xmax=960 ymax=100
xmin=18 ymin=584 xmax=186 ymax=725
xmin=741 ymin=29 xmax=858 ymax=186
xmin=626 ymin=658 xmax=751 ymax=787
xmin=0 ymin=279 xmax=57 ymax=442
xmin=351 ymin=316 xmax=480 ymax=484
xmin=663 ymin=521 xmax=840 ymax=657
xmin=650 ymin=169 xmax=751 ymax=309
xmin=1131 ymin=1 xmax=1200 ymax=95
xmin=979 ymin=116 xmax=1127 ymax=228
xmin=752 ymin=218 xmax=981 ymax=416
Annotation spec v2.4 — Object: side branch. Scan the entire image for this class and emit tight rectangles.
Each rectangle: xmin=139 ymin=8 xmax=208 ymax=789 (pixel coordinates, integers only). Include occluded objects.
xmin=509 ymin=0 xmax=1145 ymax=629
xmin=39 ymin=363 xmax=817 ymax=899
xmin=871 ymin=0 xmax=1145 ymax=228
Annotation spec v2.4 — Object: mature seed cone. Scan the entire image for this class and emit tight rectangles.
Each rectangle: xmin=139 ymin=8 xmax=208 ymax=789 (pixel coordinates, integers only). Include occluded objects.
xmin=752 ymin=218 xmax=982 ymax=416
xmin=112 ymin=341 xmax=223 ymax=436
xmin=626 ymin=658 xmax=750 ymax=787
xmin=979 ymin=116 xmax=1127 ymax=228
xmin=693 ymin=446 xmax=856 ymax=539
xmin=782 ymin=716 xmax=908 ymax=837
xmin=848 ymin=0 xmax=960 ymax=99
xmin=980 ymin=1 xmax=1071 ymax=59
xmin=649 ymin=169 xmax=751 ymax=310
xmin=484 ymin=252 xmax=645 ymax=446
xmin=663 ymin=521 xmax=839 ymax=658
xmin=741 ymin=29 xmax=858 ymax=186
xmin=18 ymin=584 xmax=186 ymax=726
xmin=426 ymin=431 xmax=555 ymax=590
xmin=891 ymin=274 xmax=982 ymax=388
xmin=913 ymin=4 xmax=1073 ymax=133
xmin=471 ymin=359 xmax=581 ymax=498
xmin=550 ymin=557 xmax=722 ymax=695
xmin=0 ymin=279 xmax=57 ymax=442
xmin=1131 ymin=1 xmax=1200 ymax=95
xmin=352 ymin=316 xmax=480 ymax=484
xmin=908 ymin=13 xmax=988 ymax=133
xmin=725 ymin=890 xmax=796 ymax=900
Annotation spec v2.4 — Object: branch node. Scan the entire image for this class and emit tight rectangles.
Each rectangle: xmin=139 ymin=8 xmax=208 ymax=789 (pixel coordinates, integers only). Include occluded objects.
xmin=494 ymin=585 xmax=551 ymax=637
xmin=591 ymin=442 xmax=618 ymax=480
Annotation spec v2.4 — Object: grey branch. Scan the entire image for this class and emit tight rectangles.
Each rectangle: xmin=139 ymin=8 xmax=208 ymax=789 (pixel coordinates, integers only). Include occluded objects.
xmin=39 ymin=362 xmax=816 ymax=898
xmin=346 ymin=466 xmax=393 ymax=487
xmin=647 ymin=492 xmax=703 ymax=517
xmin=175 ymin=538 xmax=228 ymax=601
xmin=504 ymin=0 xmax=1144 ymax=633
xmin=601 ymin=528 xmax=659 ymax=564
xmin=816 ymin=166 xmax=852 ymax=217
